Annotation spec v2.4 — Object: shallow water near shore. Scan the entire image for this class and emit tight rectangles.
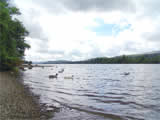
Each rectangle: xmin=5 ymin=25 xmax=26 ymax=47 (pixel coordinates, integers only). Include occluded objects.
xmin=22 ymin=64 xmax=160 ymax=120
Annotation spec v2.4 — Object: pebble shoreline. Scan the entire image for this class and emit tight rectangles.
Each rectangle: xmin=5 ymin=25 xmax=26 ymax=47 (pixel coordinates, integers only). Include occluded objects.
xmin=0 ymin=72 xmax=53 ymax=120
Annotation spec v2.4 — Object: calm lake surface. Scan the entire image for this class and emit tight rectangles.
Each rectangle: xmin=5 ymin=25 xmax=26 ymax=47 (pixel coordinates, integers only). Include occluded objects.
xmin=22 ymin=64 xmax=160 ymax=120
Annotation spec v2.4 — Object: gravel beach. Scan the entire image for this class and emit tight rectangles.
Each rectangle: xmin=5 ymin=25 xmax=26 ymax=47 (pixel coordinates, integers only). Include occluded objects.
xmin=0 ymin=72 xmax=52 ymax=120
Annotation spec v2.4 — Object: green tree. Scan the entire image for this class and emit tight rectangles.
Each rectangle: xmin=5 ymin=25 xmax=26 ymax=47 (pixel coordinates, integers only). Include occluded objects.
xmin=0 ymin=0 xmax=30 ymax=71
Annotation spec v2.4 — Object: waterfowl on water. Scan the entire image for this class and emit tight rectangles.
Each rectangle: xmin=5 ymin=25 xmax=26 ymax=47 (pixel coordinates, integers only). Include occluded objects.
xmin=64 ymin=75 xmax=74 ymax=79
xmin=49 ymin=73 xmax=58 ymax=79
xmin=58 ymin=68 xmax=64 ymax=73
xmin=124 ymin=72 xmax=130 ymax=75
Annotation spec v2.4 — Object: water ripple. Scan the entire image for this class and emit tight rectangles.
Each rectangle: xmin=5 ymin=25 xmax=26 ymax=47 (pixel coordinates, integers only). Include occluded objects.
xmin=22 ymin=64 xmax=160 ymax=120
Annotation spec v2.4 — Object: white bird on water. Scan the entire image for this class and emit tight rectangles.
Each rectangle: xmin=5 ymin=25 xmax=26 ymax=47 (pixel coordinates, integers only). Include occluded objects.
xmin=64 ymin=75 xmax=74 ymax=79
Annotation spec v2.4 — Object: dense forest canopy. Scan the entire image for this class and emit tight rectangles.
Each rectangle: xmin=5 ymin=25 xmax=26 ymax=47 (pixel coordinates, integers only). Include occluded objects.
xmin=0 ymin=0 xmax=30 ymax=71
xmin=77 ymin=54 xmax=160 ymax=64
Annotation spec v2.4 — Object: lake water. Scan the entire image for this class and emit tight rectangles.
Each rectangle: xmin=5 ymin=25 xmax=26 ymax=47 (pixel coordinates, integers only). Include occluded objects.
xmin=22 ymin=64 xmax=160 ymax=120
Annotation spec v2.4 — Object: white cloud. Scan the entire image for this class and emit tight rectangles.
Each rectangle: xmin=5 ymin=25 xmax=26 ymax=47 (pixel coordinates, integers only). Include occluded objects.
xmin=13 ymin=0 xmax=160 ymax=61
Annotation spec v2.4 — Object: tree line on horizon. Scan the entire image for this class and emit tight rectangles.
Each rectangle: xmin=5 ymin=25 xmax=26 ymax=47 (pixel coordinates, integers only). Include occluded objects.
xmin=43 ymin=54 xmax=160 ymax=64
xmin=0 ymin=0 xmax=30 ymax=71
xmin=77 ymin=55 xmax=160 ymax=64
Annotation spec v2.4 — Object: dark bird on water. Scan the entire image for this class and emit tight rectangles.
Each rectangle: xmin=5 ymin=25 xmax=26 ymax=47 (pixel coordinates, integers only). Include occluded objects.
xmin=49 ymin=73 xmax=58 ymax=79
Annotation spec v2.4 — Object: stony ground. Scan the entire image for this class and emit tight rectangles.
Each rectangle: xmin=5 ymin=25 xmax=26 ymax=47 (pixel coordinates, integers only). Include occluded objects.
xmin=0 ymin=72 xmax=52 ymax=120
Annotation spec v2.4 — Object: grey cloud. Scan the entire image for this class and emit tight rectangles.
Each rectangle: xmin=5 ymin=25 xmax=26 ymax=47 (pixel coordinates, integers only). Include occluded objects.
xmin=145 ymin=32 xmax=160 ymax=42
xmin=50 ymin=48 xmax=106 ymax=60
xmin=37 ymin=49 xmax=65 ymax=55
xmin=62 ymin=0 xmax=135 ymax=12
xmin=133 ymin=0 xmax=160 ymax=21
xmin=17 ymin=8 xmax=50 ymax=50
xmin=142 ymin=24 xmax=160 ymax=42
xmin=48 ymin=50 xmax=65 ymax=55
xmin=106 ymin=47 xmax=122 ymax=57
xmin=138 ymin=0 xmax=160 ymax=17
xmin=70 ymin=50 xmax=82 ymax=57
xmin=71 ymin=48 xmax=108 ymax=59
xmin=90 ymin=47 xmax=106 ymax=58
xmin=106 ymin=42 xmax=147 ymax=57
xmin=120 ymin=42 xmax=153 ymax=55
xmin=123 ymin=42 xmax=140 ymax=52
xmin=15 ymin=7 xmax=48 ymax=41
xmin=27 ymin=23 xmax=47 ymax=41
xmin=35 ymin=0 xmax=135 ymax=13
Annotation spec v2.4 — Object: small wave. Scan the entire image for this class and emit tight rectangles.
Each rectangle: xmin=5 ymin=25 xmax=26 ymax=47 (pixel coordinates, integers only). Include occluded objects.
xmin=92 ymin=99 xmax=149 ymax=109
xmin=83 ymin=93 xmax=125 ymax=99
xmin=102 ymin=78 xmax=120 ymax=82
xmin=26 ymin=80 xmax=43 ymax=85
xmin=50 ymin=99 xmax=143 ymax=120
xmin=27 ymin=84 xmax=51 ymax=89
xmin=105 ymin=92 xmax=137 ymax=96
xmin=49 ymin=98 xmax=125 ymax=120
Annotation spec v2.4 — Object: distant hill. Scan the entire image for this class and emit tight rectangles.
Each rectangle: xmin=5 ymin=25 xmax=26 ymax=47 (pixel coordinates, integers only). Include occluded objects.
xmin=35 ymin=51 xmax=160 ymax=64
xmin=42 ymin=60 xmax=73 ymax=64
xmin=128 ymin=51 xmax=160 ymax=58
xmin=84 ymin=51 xmax=160 ymax=64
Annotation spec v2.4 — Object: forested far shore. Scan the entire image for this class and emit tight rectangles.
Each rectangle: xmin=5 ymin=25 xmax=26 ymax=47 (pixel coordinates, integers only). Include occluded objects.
xmin=80 ymin=55 xmax=160 ymax=64
xmin=42 ymin=53 xmax=160 ymax=64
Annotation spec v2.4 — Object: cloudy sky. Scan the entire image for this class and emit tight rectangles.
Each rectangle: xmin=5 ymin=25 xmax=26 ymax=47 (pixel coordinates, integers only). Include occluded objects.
xmin=13 ymin=0 xmax=160 ymax=61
